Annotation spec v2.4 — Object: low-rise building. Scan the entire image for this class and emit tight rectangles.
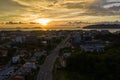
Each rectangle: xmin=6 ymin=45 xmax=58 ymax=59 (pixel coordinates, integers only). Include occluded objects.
xmin=80 ymin=40 xmax=105 ymax=52
xmin=11 ymin=76 xmax=25 ymax=80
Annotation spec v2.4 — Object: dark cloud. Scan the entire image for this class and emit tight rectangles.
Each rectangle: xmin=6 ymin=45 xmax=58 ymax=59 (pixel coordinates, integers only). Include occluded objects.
xmin=62 ymin=2 xmax=86 ymax=9
xmin=0 ymin=0 xmax=27 ymax=12
xmin=109 ymin=6 xmax=120 ymax=10
xmin=0 ymin=0 xmax=119 ymax=22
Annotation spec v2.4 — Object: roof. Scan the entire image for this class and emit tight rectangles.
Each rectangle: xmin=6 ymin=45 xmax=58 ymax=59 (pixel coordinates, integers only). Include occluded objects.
xmin=12 ymin=76 xmax=25 ymax=80
xmin=0 ymin=76 xmax=4 ymax=80
xmin=0 ymin=67 xmax=14 ymax=76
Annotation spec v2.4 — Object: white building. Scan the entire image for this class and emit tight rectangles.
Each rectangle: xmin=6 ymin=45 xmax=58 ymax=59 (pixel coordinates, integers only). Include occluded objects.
xmin=80 ymin=41 xmax=105 ymax=52
xmin=23 ymin=62 xmax=36 ymax=69
xmin=12 ymin=56 xmax=20 ymax=63
xmin=15 ymin=36 xmax=25 ymax=43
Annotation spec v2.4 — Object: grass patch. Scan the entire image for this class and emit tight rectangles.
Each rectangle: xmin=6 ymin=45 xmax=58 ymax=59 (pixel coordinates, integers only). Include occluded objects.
xmin=53 ymin=69 xmax=69 ymax=80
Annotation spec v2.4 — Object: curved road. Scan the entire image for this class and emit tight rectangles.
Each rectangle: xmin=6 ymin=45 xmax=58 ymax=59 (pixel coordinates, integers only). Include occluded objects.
xmin=37 ymin=35 xmax=71 ymax=80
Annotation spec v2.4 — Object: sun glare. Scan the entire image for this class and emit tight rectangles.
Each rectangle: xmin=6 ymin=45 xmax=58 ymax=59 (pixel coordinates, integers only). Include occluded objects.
xmin=36 ymin=18 xmax=51 ymax=26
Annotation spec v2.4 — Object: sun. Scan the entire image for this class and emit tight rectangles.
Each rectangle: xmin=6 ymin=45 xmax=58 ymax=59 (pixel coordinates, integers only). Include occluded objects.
xmin=36 ymin=18 xmax=51 ymax=26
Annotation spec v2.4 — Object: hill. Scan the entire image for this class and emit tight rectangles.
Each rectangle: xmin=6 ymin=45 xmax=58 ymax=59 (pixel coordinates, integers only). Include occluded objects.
xmin=83 ymin=24 xmax=120 ymax=29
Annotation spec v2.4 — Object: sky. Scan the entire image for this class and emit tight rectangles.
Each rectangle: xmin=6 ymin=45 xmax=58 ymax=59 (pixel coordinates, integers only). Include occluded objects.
xmin=0 ymin=0 xmax=120 ymax=28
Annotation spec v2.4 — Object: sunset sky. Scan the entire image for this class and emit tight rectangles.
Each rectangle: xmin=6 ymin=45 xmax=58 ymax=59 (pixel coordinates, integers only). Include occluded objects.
xmin=0 ymin=0 xmax=120 ymax=28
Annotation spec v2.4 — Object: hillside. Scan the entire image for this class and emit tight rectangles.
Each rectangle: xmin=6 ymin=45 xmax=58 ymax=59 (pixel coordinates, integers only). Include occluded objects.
xmin=83 ymin=24 xmax=120 ymax=29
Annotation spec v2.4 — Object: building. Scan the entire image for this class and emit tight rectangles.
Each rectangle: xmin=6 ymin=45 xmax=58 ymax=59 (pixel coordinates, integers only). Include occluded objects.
xmin=0 ymin=67 xmax=15 ymax=76
xmin=15 ymin=36 xmax=25 ymax=43
xmin=11 ymin=76 xmax=25 ymax=80
xmin=23 ymin=62 xmax=36 ymax=69
xmin=72 ymin=32 xmax=82 ymax=47
xmin=12 ymin=56 xmax=20 ymax=63
xmin=80 ymin=40 xmax=105 ymax=52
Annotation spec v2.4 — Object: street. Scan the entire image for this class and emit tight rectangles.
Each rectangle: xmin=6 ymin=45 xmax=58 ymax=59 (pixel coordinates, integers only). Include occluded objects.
xmin=37 ymin=34 xmax=71 ymax=80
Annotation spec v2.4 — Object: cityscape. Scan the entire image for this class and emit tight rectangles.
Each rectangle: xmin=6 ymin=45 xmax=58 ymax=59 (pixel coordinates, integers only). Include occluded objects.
xmin=0 ymin=0 xmax=120 ymax=80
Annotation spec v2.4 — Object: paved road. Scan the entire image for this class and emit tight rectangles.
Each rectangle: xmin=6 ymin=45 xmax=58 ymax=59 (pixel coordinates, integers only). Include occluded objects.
xmin=37 ymin=35 xmax=71 ymax=80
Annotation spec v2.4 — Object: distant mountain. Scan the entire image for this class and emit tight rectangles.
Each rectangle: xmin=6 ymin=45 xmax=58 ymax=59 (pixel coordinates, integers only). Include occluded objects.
xmin=83 ymin=24 xmax=120 ymax=29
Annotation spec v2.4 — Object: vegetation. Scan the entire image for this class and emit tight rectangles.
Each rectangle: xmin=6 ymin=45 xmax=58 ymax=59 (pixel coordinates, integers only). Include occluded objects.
xmin=38 ymin=55 xmax=46 ymax=65
xmin=66 ymin=48 xmax=120 ymax=80
xmin=25 ymin=68 xmax=39 ymax=80
xmin=54 ymin=34 xmax=120 ymax=80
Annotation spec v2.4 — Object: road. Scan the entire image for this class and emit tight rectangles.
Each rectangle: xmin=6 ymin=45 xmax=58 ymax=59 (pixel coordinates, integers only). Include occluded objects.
xmin=37 ymin=34 xmax=71 ymax=80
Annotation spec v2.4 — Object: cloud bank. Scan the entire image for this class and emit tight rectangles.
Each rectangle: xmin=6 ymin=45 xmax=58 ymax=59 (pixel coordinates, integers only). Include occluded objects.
xmin=0 ymin=0 xmax=120 ymax=22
